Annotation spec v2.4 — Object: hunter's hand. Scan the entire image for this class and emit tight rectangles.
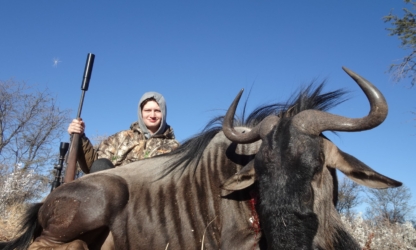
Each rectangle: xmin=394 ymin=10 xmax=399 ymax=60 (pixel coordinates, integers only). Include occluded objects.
xmin=68 ymin=118 xmax=85 ymax=135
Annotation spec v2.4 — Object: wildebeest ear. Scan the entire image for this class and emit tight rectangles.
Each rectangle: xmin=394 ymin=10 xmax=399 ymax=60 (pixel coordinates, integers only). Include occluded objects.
xmin=221 ymin=160 xmax=255 ymax=191
xmin=323 ymin=139 xmax=402 ymax=189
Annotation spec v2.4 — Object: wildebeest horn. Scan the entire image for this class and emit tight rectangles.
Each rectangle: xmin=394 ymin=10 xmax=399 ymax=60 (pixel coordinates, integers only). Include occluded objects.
xmin=223 ymin=89 xmax=279 ymax=143
xmin=292 ymin=67 xmax=388 ymax=135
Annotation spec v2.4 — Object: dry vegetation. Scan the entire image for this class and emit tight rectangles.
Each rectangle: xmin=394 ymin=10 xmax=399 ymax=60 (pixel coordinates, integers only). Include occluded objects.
xmin=0 ymin=203 xmax=28 ymax=242
xmin=342 ymin=215 xmax=416 ymax=250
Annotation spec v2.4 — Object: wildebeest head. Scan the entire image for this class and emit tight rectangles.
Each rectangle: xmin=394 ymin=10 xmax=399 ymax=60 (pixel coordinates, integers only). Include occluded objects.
xmin=222 ymin=67 xmax=402 ymax=250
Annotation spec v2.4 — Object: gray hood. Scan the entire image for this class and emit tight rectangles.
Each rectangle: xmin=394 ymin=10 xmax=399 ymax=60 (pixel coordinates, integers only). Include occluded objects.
xmin=137 ymin=92 xmax=167 ymax=139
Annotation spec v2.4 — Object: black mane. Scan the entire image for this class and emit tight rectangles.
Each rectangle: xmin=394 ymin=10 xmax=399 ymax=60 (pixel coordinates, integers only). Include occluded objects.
xmin=159 ymin=81 xmax=348 ymax=178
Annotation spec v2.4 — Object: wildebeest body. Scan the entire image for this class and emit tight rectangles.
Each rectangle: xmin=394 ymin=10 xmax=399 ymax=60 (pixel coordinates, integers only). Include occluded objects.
xmin=0 ymin=67 xmax=402 ymax=250
xmin=29 ymin=132 xmax=262 ymax=249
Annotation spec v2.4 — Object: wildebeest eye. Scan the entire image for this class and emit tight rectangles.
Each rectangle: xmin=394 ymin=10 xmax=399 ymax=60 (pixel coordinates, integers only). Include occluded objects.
xmin=302 ymin=184 xmax=314 ymax=205
xmin=312 ymin=151 xmax=325 ymax=175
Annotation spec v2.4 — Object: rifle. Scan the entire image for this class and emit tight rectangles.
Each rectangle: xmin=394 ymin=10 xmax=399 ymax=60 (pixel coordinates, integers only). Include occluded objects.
xmin=64 ymin=53 xmax=95 ymax=183
xmin=51 ymin=142 xmax=69 ymax=192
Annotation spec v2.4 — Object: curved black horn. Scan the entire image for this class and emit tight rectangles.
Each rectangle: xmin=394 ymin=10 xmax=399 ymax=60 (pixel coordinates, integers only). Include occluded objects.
xmin=223 ymin=89 xmax=261 ymax=143
xmin=292 ymin=67 xmax=388 ymax=135
xmin=223 ymin=89 xmax=279 ymax=143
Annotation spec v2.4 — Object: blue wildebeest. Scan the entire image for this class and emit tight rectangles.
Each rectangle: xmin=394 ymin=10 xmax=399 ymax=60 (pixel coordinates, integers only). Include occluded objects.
xmin=0 ymin=67 xmax=401 ymax=250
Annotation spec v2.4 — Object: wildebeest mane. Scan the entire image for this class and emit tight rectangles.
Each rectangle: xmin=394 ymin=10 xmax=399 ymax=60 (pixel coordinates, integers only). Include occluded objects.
xmin=160 ymin=81 xmax=348 ymax=179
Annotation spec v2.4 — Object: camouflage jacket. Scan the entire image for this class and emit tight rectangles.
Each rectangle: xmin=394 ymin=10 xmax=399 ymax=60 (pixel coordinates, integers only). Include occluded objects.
xmin=77 ymin=122 xmax=179 ymax=173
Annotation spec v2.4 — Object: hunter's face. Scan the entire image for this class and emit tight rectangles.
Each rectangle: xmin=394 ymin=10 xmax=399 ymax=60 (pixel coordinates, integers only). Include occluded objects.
xmin=141 ymin=100 xmax=162 ymax=134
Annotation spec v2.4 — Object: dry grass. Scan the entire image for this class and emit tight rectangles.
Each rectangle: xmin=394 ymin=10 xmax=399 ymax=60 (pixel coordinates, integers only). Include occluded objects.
xmin=0 ymin=203 xmax=27 ymax=242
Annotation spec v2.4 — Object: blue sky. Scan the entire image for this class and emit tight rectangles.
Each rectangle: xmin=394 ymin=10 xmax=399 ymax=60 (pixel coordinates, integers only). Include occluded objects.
xmin=1 ymin=1 xmax=415 ymax=211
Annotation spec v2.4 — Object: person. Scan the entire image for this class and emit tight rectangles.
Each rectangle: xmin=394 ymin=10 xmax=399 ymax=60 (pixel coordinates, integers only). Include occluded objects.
xmin=67 ymin=91 xmax=179 ymax=173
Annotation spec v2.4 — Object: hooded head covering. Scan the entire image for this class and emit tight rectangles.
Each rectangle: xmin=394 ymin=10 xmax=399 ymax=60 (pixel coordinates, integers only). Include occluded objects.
xmin=138 ymin=92 xmax=167 ymax=139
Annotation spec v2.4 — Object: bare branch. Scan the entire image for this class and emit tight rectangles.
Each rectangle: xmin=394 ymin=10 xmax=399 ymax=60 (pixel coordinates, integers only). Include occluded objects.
xmin=364 ymin=185 xmax=415 ymax=224
xmin=0 ymin=79 xmax=71 ymax=173
xmin=337 ymin=177 xmax=363 ymax=217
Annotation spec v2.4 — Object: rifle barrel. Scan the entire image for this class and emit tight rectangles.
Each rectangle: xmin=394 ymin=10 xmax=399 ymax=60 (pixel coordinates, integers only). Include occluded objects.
xmin=64 ymin=53 xmax=95 ymax=184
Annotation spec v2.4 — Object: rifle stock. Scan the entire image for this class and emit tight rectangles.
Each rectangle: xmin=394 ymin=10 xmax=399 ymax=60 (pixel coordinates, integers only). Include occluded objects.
xmin=64 ymin=134 xmax=81 ymax=183
xmin=64 ymin=53 xmax=95 ymax=184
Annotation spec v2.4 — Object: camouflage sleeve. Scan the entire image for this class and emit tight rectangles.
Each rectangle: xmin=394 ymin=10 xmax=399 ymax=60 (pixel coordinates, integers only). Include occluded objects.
xmin=96 ymin=134 xmax=119 ymax=165
xmin=97 ymin=130 xmax=137 ymax=167
xmin=145 ymin=138 xmax=180 ymax=158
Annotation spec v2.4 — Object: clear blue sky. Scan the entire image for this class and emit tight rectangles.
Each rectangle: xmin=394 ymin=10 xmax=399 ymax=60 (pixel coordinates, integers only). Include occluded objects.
xmin=1 ymin=1 xmax=415 ymax=211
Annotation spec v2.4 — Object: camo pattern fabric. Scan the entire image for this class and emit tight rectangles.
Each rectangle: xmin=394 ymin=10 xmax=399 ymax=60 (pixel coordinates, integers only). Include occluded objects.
xmin=79 ymin=122 xmax=179 ymax=172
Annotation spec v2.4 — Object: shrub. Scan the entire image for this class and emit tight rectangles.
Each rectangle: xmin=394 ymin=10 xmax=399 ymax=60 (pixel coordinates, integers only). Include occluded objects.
xmin=342 ymin=214 xmax=416 ymax=249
